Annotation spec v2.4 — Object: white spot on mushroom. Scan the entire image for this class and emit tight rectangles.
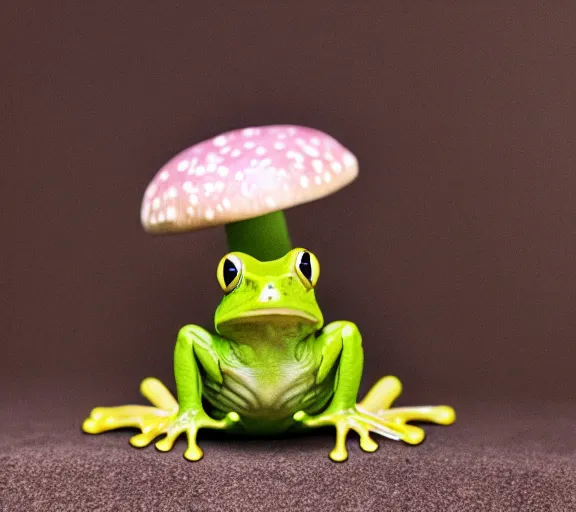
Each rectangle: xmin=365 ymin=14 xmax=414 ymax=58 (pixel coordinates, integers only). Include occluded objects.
xmin=158 ymin=212 xmax=166 ymax=222
xmin=243 ymin=128 xmax=256 ymax=137
xmin=235 ymin=171 xmax=244 ymax=181
xmin=186 ymin=206 xmax=195 ymax=216
xmin=189 ymin=194 xmax=199 ymax=205
xmin=206 ymin=163 xmax=218 ymax=173
xmin=265 ymin=196 xmax=276 ymax=208
xmin=259 ymin=158 xmax=272 ymax=168
xmin=300 ymin=176 xmax=309 ymax=188
xmin=204 ymin=183 xmax=215 ymax=196
xmin=145 ymin=183 xmax=157 ymax=198
xmin=310 ymin=137 xmax=320 ymax=146
xmin=206 ymin=152 xmax=223 ymax=164
xmin=324 ymin=152 xmax=335 ymax=161
xmin=152 ymin=198 xmax=161 ymax=210
xmin=213 ymin=135 xmax=227 ymax=147
xmin=244 ymin=141 xmax=256 ymax=150
xmin=150 ymin=214 xmax=158 ymax=225
xmin=216 ymin=204 xmax=223 ymax=212
xmin=287 ymin=127 xmax=297 ymax=136
xmin=274 ymin=141 xmax=285 ymax=150
xmin=231 ymin=149 xmax=242 ymax=158
xmin=219 ymin=146 xmax=231 ymax=154
xmin=314 ymin=175 xmax=322 ymax=185
xmin=215 ymin=181 xmax=225 ymax=192
xmin=255 ymin=146 xmax=267 ymax=156
xmin=343 ymin=153 xmax=356 ymax=167
xmin=303 ymin=145 xmax=320 ymax=157
xmin=277 ymin=132 xmax=287 ymax=139
xmin=331 ymin=161 xmax=342 ymax=173
xmin=160 ymin=170 xmax=170 ymax=181
xmin=217 ymin=166 xmax=229 ymax=177
xmin=205 ymin=208 xmax=215 ymax=220
xmin=286 ymin=150 xmax=304 ymax=163
xmin=195 ymin=165 xmax=206 ymax=176
xmin=182 ymin=181 xmax=196 ymax=193
xmin=166 ymin=206 xmax=176 ymax=221
xmin=312 ymin=159 xmax=324 ymax=173
xmin=177 ymin=160 xmax=189 ymax=172
xmin=324 ymin=172 xmax=332 ymax=183
xmin=222 ymin=197 xmax=231 ymax=209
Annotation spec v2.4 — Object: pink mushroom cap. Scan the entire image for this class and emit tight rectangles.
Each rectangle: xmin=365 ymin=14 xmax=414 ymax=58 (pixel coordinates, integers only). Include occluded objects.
xmin=141 ymin=125 xmax=358 ymax=233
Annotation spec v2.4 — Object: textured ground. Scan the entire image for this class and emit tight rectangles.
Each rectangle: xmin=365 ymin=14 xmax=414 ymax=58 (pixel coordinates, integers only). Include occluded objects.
xmin=1 ymin=397 xmax=575 ymax=511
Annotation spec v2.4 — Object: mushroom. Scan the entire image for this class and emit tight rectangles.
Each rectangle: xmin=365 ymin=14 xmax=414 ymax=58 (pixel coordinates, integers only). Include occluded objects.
xmin=141 ymin=125 xmax=358 ymax=261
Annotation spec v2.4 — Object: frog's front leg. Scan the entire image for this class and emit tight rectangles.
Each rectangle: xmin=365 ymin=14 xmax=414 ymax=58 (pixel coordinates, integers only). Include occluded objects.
xmin=82 ymin=325 xmax=239 ymax=461
xmin=293 ymin=321 xmax=455 ymax=462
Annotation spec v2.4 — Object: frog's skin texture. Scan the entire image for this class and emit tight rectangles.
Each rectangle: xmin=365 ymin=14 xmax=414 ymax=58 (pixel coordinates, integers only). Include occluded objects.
xmin=83 ymin=248 xmax=455 ymax=462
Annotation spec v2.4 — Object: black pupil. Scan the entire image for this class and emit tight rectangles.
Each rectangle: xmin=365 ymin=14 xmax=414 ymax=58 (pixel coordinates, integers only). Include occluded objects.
xmin=223 ymin=259 xmax=238 ymax=287
xmin=299 ymin=252 xmax=312 ymax=282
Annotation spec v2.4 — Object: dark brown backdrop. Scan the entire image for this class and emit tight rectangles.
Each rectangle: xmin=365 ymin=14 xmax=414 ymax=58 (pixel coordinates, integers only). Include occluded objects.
xmin=3 ymin=2 xmax=576 ymax=510
xmin=3 ymin=0 xmax=576 ymax=435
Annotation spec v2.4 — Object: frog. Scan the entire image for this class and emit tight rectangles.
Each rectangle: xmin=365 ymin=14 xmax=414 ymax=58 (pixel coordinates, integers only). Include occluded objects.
xmin=82 ymin=248 xmax=455 ymax=462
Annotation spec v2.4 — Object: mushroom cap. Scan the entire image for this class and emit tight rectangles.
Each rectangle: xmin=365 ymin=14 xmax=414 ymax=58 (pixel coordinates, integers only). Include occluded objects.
xmin=141 ymin=125 xmax=358 ymax=233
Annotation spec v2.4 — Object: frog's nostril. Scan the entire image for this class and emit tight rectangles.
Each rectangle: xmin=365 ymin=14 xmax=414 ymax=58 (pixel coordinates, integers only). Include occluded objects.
xmin=267 ymin=284 xmax=274 ymax=289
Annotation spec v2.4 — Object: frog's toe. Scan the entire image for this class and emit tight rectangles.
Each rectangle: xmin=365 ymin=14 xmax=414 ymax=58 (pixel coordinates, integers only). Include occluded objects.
xmin=431 ymin=405 xmax=456 ymax=425
xmin=155 ymin=429 xmax=181 ymax=452
xmin=129 ymin=432 xmax=157 ymax=448
xmin=401 ymin=425 xmax=426 ymax=445
xmin=358 ymin=431 xmax=379 ymax=452
xmin=359 ymin=375 xmax=403 ymax=412
xmin=375 ymin=404 xmax=456 ymax=428
xmin=83 ymin=406 xmax=155 ymax=434
xmin=201 ymin=411 xmax=240 ymax=430
xmin=81 ymin=417 xmax=100 ymax=434
xmin=183 ymin=430 xmax=204 ymax=461
xmin=140 ymin=377 xmax=178 ymax=412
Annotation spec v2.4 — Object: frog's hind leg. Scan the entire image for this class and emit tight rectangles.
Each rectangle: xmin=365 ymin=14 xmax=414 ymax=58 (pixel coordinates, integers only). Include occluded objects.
xmin=357 ymin=376 xmax=456 ymax=444
xmin=82 ymin=377 xmax=178 ymax=447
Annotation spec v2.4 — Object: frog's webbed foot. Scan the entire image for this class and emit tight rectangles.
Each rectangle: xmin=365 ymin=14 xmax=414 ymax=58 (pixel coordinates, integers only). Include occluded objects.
xmin=82 ymin=377 xmax=178 ymax=443
xmin=358 ymin=375 xmax=455 ymax=432
xmin=294 ymin=408 xmax=395 ymax=462
xmin=153 ymin=408 xmax=239 ymax=461
xmin=82 ymin=377 xmax=239 ymax=461
xmin=294 ymin=375 xmax=455 ymax=462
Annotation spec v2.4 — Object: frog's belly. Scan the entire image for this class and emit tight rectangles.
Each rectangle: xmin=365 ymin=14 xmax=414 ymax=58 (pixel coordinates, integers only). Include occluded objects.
xmin=203 ymin=361 xmax=332 ymax=422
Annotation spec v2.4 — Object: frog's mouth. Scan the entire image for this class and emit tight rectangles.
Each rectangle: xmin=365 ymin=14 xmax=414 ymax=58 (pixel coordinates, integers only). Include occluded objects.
xmin=219 ymin=308 xmax=319 ymax=326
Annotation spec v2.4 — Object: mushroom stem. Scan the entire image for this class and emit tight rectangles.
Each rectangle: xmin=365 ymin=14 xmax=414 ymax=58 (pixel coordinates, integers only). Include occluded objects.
xmin=224 ymin=211 xmax=292 ymax=261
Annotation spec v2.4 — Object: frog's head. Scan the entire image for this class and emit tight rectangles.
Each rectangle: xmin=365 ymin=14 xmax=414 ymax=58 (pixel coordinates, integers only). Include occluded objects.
xmin=214 ymin=248 xmax=324 ymax=339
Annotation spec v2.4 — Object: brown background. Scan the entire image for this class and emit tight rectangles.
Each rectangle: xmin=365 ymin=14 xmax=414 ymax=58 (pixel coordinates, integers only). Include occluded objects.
xmin=4 ymin=0 xmax=576 ymax=405
xmin=2 ymin=2 xmax=576 ymax=509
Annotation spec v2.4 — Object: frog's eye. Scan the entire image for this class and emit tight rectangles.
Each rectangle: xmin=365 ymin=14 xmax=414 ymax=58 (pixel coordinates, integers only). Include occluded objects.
xmin=295 ymin=250 xmax=319 ymax=289
xmin=217 ymin=254 xmax=243 ymax=293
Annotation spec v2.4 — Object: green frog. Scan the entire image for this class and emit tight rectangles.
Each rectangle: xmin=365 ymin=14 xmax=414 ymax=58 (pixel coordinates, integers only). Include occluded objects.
xmin=83 ymin=248 xmax=455 ymax=462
